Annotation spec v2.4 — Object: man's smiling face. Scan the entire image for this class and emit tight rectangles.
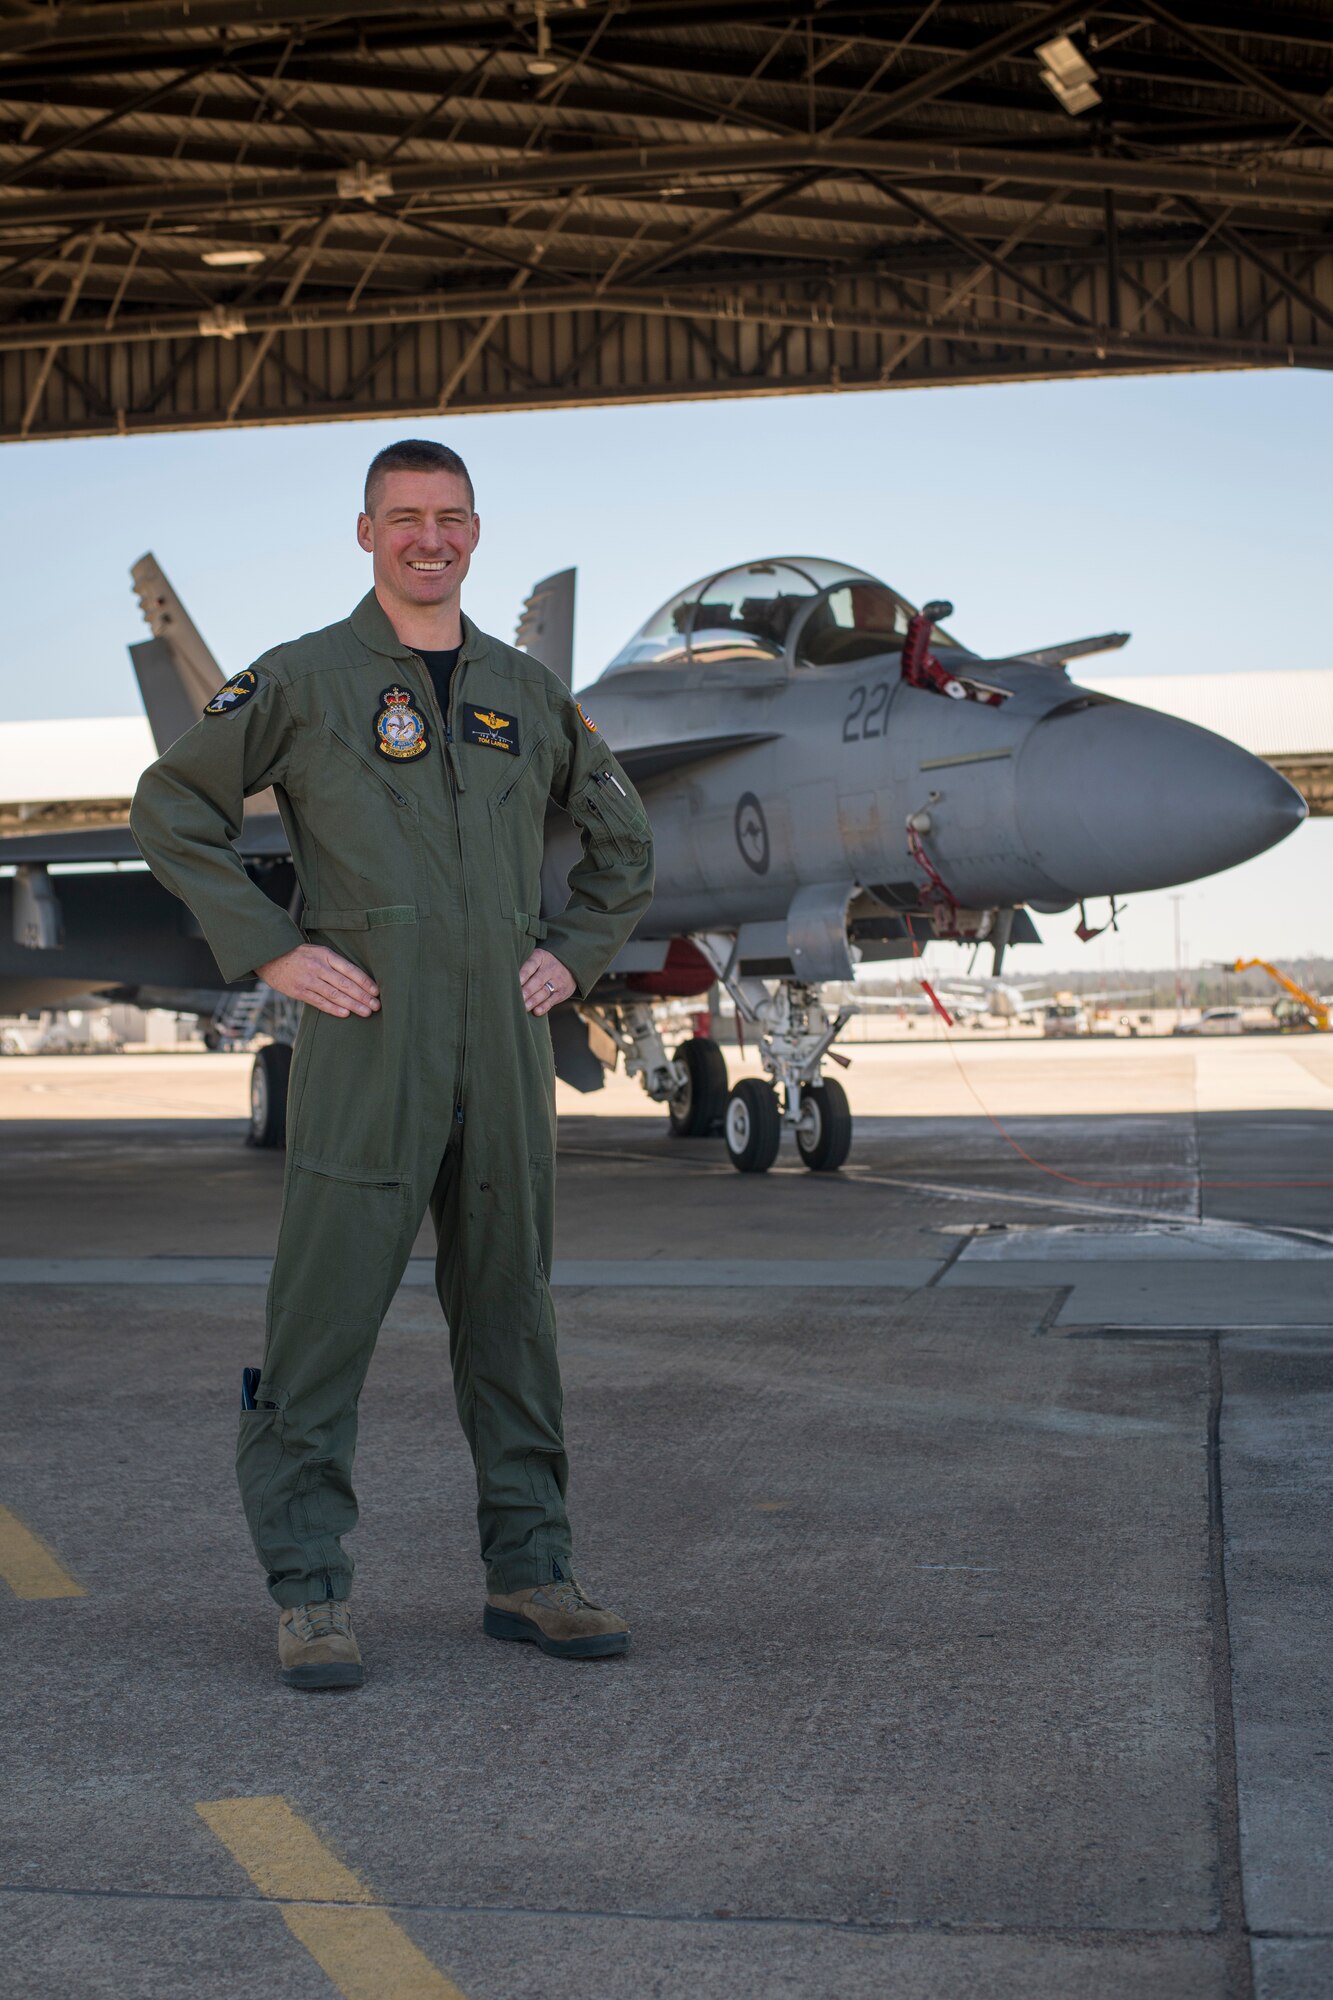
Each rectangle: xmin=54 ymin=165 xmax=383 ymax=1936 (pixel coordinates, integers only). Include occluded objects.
xmin=357 ymin=468 xmax=480 ymax=613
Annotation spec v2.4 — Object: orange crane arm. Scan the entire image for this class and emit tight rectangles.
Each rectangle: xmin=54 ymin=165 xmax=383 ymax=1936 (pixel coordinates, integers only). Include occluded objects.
xmin=1233 ymin=958 xmax=1331 ymax=1032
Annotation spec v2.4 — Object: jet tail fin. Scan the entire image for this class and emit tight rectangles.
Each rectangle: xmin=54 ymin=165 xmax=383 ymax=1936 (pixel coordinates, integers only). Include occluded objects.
xmin=129 ymin=553 xmax=225 ymax=752
xmin=515 ymin=567 xmax=576 ymax=688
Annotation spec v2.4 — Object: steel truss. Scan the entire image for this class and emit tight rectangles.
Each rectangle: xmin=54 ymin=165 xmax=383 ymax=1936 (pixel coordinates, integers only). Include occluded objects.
xmin=0 ymin=2 xmax=1329 ymax=438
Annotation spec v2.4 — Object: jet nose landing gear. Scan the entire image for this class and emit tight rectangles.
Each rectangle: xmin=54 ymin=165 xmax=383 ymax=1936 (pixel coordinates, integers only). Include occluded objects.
xmin=692 ymin=942 xmax=856 ymax=1175
xmin=585 ymin=948 xmax=857 ymax=1174
xmin=721 ymin=1071 xmax=853 ymax=1174
xmin=794 ymin=1078 xmax=853 ymax=1172
xmin=723 ymin=1077 xmax=782 ymax=1173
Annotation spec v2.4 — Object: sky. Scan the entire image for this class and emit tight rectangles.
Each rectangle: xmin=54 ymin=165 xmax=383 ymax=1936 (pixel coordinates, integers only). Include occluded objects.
xmin=4 ymin=366 xmax=1329 ymax=980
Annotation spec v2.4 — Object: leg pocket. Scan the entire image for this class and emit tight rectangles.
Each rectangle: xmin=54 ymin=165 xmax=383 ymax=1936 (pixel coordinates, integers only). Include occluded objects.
xmin=273 ymin=1155 xmax=413 ymax=1327
xmin=459 ymin=1168 xmax=533 ymax=1304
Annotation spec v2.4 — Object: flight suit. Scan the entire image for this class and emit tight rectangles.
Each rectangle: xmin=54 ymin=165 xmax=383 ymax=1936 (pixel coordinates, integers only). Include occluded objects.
xmin=131 ymin=591 xmax=653 ymax=1606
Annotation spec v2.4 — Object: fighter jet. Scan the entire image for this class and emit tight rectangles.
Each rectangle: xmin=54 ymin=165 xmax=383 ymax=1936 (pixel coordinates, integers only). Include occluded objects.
xmin=0 ymin=552 xmax=1305 ymax=1172
xmin=538 ymin=555 xmax=1303 ymax=1168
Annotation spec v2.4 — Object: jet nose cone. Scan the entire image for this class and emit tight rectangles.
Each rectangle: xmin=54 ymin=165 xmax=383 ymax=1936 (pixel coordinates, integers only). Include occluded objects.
xmin=1016 ymin=696 xmax=1307 ymax=898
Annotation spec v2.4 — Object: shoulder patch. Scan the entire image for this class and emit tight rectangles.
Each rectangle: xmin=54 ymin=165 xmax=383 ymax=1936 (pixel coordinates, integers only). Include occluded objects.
xmin=577 ymin=703 xmax=598 ymax=733
xmin=203 ymin=669 xmax=259 ymax=716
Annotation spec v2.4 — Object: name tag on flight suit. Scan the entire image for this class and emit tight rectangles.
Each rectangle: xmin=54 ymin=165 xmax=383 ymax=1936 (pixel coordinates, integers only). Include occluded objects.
xmin=461 ymin=704 xmax=520 ymax=755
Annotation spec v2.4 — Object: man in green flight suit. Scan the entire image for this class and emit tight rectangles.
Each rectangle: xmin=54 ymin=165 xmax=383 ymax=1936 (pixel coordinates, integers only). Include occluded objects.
xmin=131 ymin=438 xmax=654 ymax=1688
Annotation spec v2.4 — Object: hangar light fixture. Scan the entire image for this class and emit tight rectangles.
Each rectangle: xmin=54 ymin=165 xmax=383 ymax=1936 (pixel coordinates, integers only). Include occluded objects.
xmin=1035 ymin=31 xmax=1101 ymax=115
xmin=526 ymin=0 xmax=559 ymax=76
xmin=201 ymin=247 xmax=266 ymax=267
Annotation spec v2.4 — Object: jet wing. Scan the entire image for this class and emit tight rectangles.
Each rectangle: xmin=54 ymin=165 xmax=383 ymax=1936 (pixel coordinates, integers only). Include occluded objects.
xmin=614 ymin=731 xmax=781 ymax=786
xmin=0 ymin=812 xmax=289 ymax=866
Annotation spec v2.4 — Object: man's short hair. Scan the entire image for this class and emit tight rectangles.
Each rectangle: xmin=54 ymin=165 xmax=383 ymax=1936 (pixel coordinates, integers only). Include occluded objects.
xmin=364 ymin=439 xmax=475 ymax=515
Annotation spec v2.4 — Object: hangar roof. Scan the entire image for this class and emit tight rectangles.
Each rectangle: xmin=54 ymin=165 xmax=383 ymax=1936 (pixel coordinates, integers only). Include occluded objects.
xmin=1086 ymin=667 xmax=1333 ymax=762
xmin=1087 ymin=665 xmax=1333 ymax=813
xmin=1 ymin=3 xmax=1331 ymax=439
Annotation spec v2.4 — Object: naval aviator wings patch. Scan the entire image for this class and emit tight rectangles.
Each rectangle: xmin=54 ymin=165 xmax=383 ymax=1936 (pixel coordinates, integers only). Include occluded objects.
xmin=461 ymin=704 xmax=519 ymax=754
xmin=203 ymin=668 xmax=259 ymax=716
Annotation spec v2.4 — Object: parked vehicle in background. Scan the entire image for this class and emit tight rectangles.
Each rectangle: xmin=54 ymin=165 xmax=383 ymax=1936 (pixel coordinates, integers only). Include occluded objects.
xmin=1175 ymin=1007 xmax=1245 ymax=1036
xmin=1042 ymin=996 xmax=1088 ymax=1038
xmin=1041 ymin=995 xmax=1141 ymax=1038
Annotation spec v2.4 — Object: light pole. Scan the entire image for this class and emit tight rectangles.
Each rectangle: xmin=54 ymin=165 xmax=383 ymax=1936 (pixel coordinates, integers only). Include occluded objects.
xmin=1170 ymin=894 xmax=1185 ymax=1028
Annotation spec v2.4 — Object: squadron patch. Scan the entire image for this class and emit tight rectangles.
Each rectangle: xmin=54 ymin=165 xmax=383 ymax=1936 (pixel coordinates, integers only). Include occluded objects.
xmin=577 ymin=703 xmax=598 ymax=734
xmin=203 ymin=669 xmax=259 ymax=717
xmin=374 ymin=685 xmax=431 ymax=761
xmin=461 ymin=704 xmax=519 ymax=755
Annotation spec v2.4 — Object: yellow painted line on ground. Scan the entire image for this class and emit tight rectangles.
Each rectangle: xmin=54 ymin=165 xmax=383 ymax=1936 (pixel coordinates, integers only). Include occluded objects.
xmin=196 ymin=1796 xmax=468 ymax=2000
xmin=0 ymin=1504 xmax=85 ymax=1599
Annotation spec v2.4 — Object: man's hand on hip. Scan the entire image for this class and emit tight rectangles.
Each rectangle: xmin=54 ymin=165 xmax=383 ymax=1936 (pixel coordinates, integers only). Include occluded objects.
xmin=520 ymin=948 xmax=575 ymax=1017
xmin=256 ymin=945 xmax=381 ymax=1019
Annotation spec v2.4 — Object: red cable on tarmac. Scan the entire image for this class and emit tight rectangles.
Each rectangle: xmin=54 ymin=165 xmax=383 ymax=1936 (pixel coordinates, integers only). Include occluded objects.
xmin=900 ymin=903 xmax=1331 ymax=1192
xmin=929 ymin=1012 xmax=1333 ymax=1194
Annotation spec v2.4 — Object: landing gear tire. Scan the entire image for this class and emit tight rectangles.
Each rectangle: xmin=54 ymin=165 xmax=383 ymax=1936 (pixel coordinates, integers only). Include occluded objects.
xmin=668 ymin=1036 xmax=729 ymax=1138
xmin=724 ymin=1078 xmax=781 ymax=1174
xmin=248 ymin=1040 xmax=292 ymax=1150
xmin=795 ymin=1078 xmax=852 ymax=1173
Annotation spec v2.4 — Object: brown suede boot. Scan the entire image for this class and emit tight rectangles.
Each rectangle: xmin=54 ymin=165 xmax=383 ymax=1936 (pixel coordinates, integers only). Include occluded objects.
xmin=484 ymin=1575 xmax=630 ymax=1659
xmin=277 ymin=1599 xmax=364 ymax=1690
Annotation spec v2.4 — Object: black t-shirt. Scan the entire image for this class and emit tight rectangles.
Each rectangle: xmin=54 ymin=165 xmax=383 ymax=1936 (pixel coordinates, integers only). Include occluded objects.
xmin=417 ymin=645 xmax=461 ymax=727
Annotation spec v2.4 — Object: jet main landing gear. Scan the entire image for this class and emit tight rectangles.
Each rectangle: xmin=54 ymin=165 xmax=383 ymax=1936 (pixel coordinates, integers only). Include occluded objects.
xmin=211 ymin=981 xmax=303 ymax=1149
xmin=248 ymin=1039 xmax=292 ymax=1148
xmin=666 ymin=1033 xmax=729 ymax=1137
xmin=577 ymin=1001 xmax=729 ymax=1137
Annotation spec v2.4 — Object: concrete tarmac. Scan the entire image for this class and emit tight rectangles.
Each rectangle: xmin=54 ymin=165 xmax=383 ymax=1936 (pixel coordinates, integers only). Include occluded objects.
xmin=1 ymin=1037 xmax=1330 ymax=1999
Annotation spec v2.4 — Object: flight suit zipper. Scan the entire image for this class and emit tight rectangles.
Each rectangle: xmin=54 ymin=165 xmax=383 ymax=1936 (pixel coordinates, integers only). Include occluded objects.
xmin=410 ymin=649 xmax=472 ymax=1133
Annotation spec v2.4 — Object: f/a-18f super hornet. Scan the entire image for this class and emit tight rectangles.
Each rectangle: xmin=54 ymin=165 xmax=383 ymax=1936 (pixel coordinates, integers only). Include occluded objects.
xmin=537 ymin=555 xmax=1303 ymax=1168
xmin=0 ymin=553 xmax=1305 ymax=1172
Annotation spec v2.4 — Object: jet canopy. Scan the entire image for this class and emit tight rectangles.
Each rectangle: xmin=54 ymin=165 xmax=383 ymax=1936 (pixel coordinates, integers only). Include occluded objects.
xmin=603 ymin=556 xmax=962 ymax=675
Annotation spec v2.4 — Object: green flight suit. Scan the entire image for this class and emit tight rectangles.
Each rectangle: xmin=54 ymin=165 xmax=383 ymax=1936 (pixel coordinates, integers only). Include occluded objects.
xmin=130 ymin=592 xmax=653 ymax=1605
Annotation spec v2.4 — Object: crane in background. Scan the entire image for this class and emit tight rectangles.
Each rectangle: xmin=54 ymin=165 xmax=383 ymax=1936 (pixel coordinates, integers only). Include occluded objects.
xmin=1233 ymin=959 xmax=1330 ymax=1033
